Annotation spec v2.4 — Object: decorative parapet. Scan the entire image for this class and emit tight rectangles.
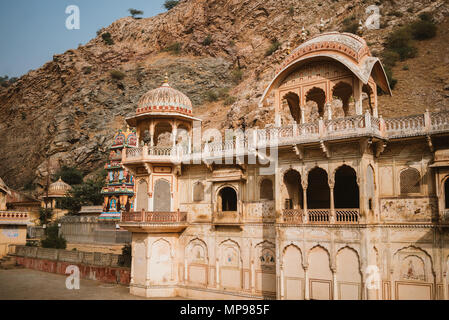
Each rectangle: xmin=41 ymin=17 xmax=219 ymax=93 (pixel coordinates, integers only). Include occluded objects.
xmin=120 ymin=210 xmax=188 ymax=233
xmin=0 ymin=211 xmax=30 ymax=225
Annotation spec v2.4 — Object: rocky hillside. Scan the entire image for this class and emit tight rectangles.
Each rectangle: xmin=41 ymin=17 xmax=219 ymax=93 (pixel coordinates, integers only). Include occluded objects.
xmin=0 ymin=0 xmax=448 ymax=192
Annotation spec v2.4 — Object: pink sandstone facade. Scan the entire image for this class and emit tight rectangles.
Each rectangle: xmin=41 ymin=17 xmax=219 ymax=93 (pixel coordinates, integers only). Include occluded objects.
xmin=116 ymin=32 xmax=449 ymax=300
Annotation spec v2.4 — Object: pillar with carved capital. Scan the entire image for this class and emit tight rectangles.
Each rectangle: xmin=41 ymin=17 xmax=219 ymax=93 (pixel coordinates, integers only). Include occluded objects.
xmin=302 ymin=180 xmax=308 ymax=223
xmin=326 ymin=102 xmax=332 ymax=121
xmin=304 ymin=266 xmax=310 ymax=300
xmin=280 ymin=264 xmax=285 ymax=299
xmin=301 ymin=107 xmax=306 ymax=124
xmin=329 ymin=184 xmax=335 ymax=223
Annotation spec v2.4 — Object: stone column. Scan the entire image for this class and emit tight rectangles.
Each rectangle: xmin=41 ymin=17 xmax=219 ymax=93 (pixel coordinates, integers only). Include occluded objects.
xmin=326 ymin=102 xmax=332 ymax=121
xmin=329 ymin=180 xmax=335 ymax=223
xmin=443 ymin=272 xmax=448 ymax=300
xmin=216 ymin=259 xmax=220 ymax=289
xmin=304 ymin=266 xmax=310 ymax=300
xmin=149 ymin=121 xmax=155 ymax=147
xmin=251 ymin=260 xmax=256 ymax=295
xmin=354 ymin=79 xmax=363 ymax=115
xmin=301 ymin=107 xmax=306 ymax=124
xmin=302 ymin=180 xmax=308 ymax=223
xmin=280 ymin=264 xmax=285 ymax=300
xmin=332 ymin=269 xmax=338 ymax=300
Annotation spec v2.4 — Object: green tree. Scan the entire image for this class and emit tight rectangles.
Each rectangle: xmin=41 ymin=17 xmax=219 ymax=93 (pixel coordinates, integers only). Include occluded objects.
xmin=164 ymin=0 xmax=180 ymax=10
xmin=39 ymin=207 xmax=53 ymax=226
xmin=59 ymin=170 xmax=106 ymax=215
xmin=41 ymin=224 xmax=67 ymax=249
xmin=128 ymin=8 xmax=144 ymax=18
xmin=53 ymin=166 xmax=83 ymax=185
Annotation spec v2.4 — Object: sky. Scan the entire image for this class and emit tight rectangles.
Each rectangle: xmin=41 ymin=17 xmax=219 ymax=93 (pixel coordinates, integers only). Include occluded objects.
xmin=0 ymin=0 xmax=167 ymax=78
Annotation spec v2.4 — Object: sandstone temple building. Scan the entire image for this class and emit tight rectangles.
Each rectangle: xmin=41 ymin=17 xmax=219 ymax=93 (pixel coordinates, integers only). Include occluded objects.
xmin=115 ymin=32 xmax=449 ymax=300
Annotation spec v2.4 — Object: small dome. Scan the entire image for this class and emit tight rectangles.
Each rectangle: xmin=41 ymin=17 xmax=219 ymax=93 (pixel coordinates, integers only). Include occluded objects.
xmin=48 ymin=177 xmax=71 ymax=197
xmin=136 ymin=81 xmax=193 ymax=116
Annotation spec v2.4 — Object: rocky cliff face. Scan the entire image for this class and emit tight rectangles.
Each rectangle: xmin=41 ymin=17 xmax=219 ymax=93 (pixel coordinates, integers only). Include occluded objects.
xmin=0 ymin=0 xmax=448 ymax=192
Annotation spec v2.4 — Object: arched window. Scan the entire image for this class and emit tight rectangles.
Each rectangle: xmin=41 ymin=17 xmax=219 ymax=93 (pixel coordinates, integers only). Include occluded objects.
xmin=283 ymin=170 xmax=303 ymax=209
xmin=400 ymin=168 xmax=421 ymax=194
xmin=332 ymin=82 xmax=353 ymax=116
xmin=136 ymin=179 xmax=148 ymax=211
xmin=154 ymin=122 xmax=172 ymax=147
xmin=282 ymin=92 xmax=301 ymax=123
xmin=218 ymin=187 xmax=237 ymax=211
xmin=307 ymin=167 xmax=330 ymax=209
xmin=260 ymin=179 xmax=274 ymax=200
xmin=305 ymin=87 xmax=326 ymax=121
xmin=193 ymin=182 xmax=205 ymax=202
xmin=334 ymin=165 xmax=359 ymax=209
xmin=444 ymin=178 xmax=449 ymax=209
xmin=153 ymin=179 xmax=171 ymax=212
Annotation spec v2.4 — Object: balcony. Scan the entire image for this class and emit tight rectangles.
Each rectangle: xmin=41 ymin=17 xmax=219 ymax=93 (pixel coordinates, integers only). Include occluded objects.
xmin=0 ymin=211 xmax=30 ymax=225
xmin=280 ymin=208 xmax=360 ymax=225
xmin=119 ymin=210 xmax=188 ymax=233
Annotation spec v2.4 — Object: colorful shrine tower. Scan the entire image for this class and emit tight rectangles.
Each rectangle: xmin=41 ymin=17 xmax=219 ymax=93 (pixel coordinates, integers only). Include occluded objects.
xmin=99 ymin=128 xmax=137 ymax=220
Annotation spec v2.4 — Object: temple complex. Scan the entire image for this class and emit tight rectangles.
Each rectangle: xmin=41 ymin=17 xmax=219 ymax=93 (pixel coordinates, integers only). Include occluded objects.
xmin=116 ymin=32 xmax=449 ymax=300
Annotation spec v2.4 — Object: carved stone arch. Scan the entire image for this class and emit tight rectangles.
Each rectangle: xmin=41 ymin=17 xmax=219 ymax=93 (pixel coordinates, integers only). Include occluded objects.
xmin=332 ymin=80 xmax=353 ymax=117
xmin=282 ymin=242 xmax=304 ymax=267
xmin=215 ymin=184 xmax=239 ymax=212
xmin=306 ymin=243 xmax=332 ymax=266
xmin=305 ymin=86 xmax=326 ymax=121
xmin=258 ymin=177 xmax=274 ymax=200
xmin=186 ymin=237 xmax=209 ymax=264
xmin=150 ymin=237 xmax=174 ymax=259
xmin=392 ymin=245 xmax=435 ymax=280
xmin=335 ymin=245 xmax=362 ymax=273
xmin=219 ymin=238 xmax=243 ymax=267
xmin=281 ymin=91 xmax=301 ymax=123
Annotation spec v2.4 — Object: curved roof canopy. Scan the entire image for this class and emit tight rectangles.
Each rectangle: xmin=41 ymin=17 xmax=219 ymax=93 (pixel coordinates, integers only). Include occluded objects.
xmin=259 ymin=32 xmax=392 ymax=105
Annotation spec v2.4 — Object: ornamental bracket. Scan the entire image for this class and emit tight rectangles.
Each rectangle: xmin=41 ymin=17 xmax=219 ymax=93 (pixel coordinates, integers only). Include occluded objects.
xmin=320 ymin=140 xmax=330 ymax=158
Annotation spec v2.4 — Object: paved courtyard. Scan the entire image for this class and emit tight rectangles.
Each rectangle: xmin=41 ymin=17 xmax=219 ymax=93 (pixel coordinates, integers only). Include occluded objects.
xmin=0 ymin=268 xmax=184 ymax=300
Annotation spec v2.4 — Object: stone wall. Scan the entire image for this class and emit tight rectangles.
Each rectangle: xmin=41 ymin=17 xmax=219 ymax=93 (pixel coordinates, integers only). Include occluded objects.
xmin=13 ymin=245 xmax=130 ymax=285
xmin=59 ymin=216 xmax=131 ymax=245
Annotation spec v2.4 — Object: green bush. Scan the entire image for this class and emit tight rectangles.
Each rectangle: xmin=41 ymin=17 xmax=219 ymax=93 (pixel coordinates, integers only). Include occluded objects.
xmin=110 ymin=70 xmax=126 ymax=80
xmin=231 ymin=68 xmax=243 ymax=84
xmin=385 ymin=27 xmax=417 ymax=60
xmin=164 ymin=0 xmax=180 ymax=10
xmin=344 ymin=22 xmax=359 ymax=34
xmin=163 ymin=42 xmax=181 ymax=54
xmin=205 ymin=90 xmax=219 ymax=102
xmin=265 ymin=39 xmax=281 ymax=56
xmin=41 ymin=224 xmax=66 ymax=249
xmin=410 ymin=20 xmax=437 ymax=40
xmin=418 ymin=12 xmax=433 ymax=22
xmin=223 ymin=96 xmax=237 ymax=106
xmin=101 ymin=32 xmax=114 ymax=45
xmin=119 ymin=244 xmax=131 ymax=267
xmin=202 ymin=35 xmax=213 ymax=46
xmin=383 ymin=66 xmax=397 ymax=90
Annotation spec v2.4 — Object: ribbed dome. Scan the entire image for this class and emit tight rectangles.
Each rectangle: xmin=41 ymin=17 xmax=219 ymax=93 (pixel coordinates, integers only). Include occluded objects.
xmin=48 ymin=177 xmax=71 ymax=197
xmin=136 ymin=82 xmax=193 ymax=116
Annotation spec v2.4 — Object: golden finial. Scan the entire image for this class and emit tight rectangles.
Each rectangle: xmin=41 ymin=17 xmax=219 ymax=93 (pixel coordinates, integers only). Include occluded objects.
xmin=164 ymin=72 xmax=169 ymax=83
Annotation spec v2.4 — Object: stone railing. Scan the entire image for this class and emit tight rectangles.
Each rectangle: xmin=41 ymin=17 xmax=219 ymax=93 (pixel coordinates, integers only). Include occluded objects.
xmin=121 ymin=111 xmax=449 ymax=163
xmin=335 ymin=209 xmax=360 ymax=224
xmin=282 ymin=209 xmax=303 ymax=223
xmin=121 ymin=210 xmax=187 ymax=223
xmin=308 ymin=209 xmax=330 ymax=223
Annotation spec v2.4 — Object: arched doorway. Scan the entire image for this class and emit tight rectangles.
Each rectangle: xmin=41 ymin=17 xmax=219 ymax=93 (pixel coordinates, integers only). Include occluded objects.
xmin=334 ymin=165 xmax=359 ymax=209
xmin=154 ymin=122 xmax=173 ymax=147
xmin=283 ymin=169 xmax=303 ymax=209
xmin=260 ymin=178 xmax=274 ymax=200
xmin=307 ymin=167 xmax=330 ymax=209
xmin=218 ymin=187 xmax=237 ymax=211
xmin=154 ymin=179 xmax=171 ymax=212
